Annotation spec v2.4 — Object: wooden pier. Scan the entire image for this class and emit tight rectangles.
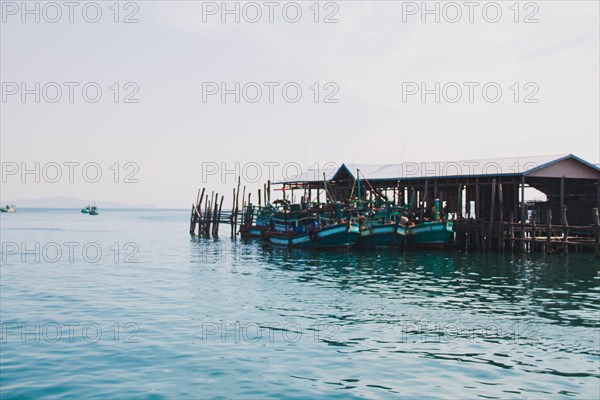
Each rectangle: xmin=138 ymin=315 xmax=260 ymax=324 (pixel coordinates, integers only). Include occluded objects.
xmin=190 ymin=154 xmax=600 ymax=258
xmin=278 ymin=154 xmax=600 ymax=257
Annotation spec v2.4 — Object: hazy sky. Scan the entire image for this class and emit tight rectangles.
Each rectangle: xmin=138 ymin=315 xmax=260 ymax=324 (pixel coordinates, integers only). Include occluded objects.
xmin=1 ymin=0 xmax=599 ymax=208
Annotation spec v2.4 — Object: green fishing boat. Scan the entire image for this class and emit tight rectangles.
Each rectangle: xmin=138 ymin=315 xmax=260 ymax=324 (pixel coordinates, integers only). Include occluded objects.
xmin=267 ymin=202 xmax=359 ymax=249
xmin=81 ymin=206 xmax=90 ymax=214
xmin=406 ymin=199 xmax=453 ymax=249
xmin=352 ymin=170 xmax=406 ymax=249
xmin=356 ymin=221 xmax=405 ymax=249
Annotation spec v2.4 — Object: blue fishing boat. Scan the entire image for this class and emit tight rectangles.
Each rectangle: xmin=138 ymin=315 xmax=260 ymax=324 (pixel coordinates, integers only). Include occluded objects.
xmin=267 ymin=202 xmax=359 ymax=249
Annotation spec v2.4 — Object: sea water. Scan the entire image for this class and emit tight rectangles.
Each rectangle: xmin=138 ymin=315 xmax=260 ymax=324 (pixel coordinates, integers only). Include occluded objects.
xmin=1 ymin=209 xmax=599 ymax=398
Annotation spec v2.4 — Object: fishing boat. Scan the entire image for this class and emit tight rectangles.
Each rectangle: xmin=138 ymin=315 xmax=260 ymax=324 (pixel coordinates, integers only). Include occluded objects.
xmin=0 ymin=204 xmax=16 ymax=213
xmin=89 ymin=206 xmax=99 ymax=215
xmin=350 ymin=170 xmax=406 ymax=249
xmin=353 ymin=204 xmax=407 ymax=249
xmin=406 ymin=199 xmax=454 ymax=249
xmin=240 ymin=204 xmax=275 ymax=239
xmin=81 ymin=205 xmax=91 ymax=214
xmin=267 ymin=202 xmax=359 ymax=249
xmin=356 ymin=219 xmax=406 ymax=249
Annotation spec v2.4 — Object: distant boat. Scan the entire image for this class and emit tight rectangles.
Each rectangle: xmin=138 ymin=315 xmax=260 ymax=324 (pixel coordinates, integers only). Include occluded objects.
xmin=0 ymin=204 xmax=16 ymax=213
xmin=81 ymin=205 xmax=91 ymax=214
xmin=89 ymin=206 xmax=99 ymax=215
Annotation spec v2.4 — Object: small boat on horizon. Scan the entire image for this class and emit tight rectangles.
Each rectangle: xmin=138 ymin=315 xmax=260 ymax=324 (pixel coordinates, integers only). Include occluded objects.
xmin=0 ymin=204 xmax=16 ymax=213
xmin=81 ymin=204 xmax=99 ymax=215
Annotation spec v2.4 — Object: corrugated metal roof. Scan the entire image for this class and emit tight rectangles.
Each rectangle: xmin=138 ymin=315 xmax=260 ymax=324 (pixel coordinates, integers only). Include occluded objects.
xmin=341 ymin=154 xmax=569 ymax=180
xmin=279 ymin=154 xmax=599 ymax=184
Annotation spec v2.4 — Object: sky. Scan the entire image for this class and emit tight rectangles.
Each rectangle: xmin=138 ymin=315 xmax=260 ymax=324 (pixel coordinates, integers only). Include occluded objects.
xmin=1 ymin=0 xmax=599 ymax=208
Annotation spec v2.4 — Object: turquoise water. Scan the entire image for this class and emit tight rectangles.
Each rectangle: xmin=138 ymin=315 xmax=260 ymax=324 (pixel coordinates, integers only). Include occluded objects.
xmin=1 ymin=209 xmax=599 ymax=399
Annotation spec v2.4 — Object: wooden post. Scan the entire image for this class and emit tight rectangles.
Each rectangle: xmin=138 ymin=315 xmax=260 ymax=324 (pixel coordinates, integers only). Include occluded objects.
xmin=267 ymin=180 xmax=271 ymax=204
xmin=466 ymin=215 xmax=471 ymax=251
xmin=234 ymin=178 xmax=241 ymax=236
xmin=545 ymin=208 xmax=552 ymax=254
xmin=498 ymin=181 xmax=504 ymax=250
xmin=196 ymin=188 xmax=205 ymax=236
xmin=216 ymin=195 xmax=224 ymax=235
xmin=475 ymin=179 xmax=480 ymax=220
xmin=204 ymin=199 xmax=210 ymax=236
xmin=593 ymin=208 xmax=600 ymax=258
xmin=488 ymin=178 xmax=496 ymax=250
xmin=531 ymin=213 xmax=537 ymax=252
xmin=189 ymin=204 xmax=197 ymax=235
xmin=258 ymin=189 xmax=262 ymax=207
xmin=562 ymin=205 xmax=569 ymax=255
xmin=264 ymin=183 xmax=267 ymax=205
xmin=474 ymin=218 xmax=481 ymax=249
xmin=560 ymin=176 xmax=565 ymax=225
xmin=231 ymin=188 xmax=236 ymax=238
xmin=421 ymin=180 xmax=428 ymax=221
xmin=213 ymin=194 xmax=220 ymax=235
xmin=520 ymin=176 xmax=526 ymax=252
xmin=509 ymin=211 xmax=515 ymax=251
xmin=457 ymin=184 xmax=462 ymax=220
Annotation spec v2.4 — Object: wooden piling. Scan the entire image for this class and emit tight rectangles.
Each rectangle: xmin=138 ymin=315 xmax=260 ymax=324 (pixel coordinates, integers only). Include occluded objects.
xmin=498 ymin=181 xmax=504 ymax=250
xmin=189 ymin=204 xmax=197 ymax=235
xmin=561 ymin=206 xmax=569 ymax=255
xmin=545 ymin=209 xmax=552 ymax=254
xmin=233 ymin=177 xmax=241 ymax=236
xmin=509 ymin=212 xmax=515 ymax=250
xmin=231 ymin=188 xmax=236 ymax=238
xmin=488 ymin=178 xmax=496 ymax=250
xmin=593 ymin=208 xmax=599 ymax=258
xmin=211 ymin=194 xmax=219 ymax=235
xmin=520 ymin=176 xmax=526 ymax=253
xmin=216 ymin=195 xmax=224 ymax=235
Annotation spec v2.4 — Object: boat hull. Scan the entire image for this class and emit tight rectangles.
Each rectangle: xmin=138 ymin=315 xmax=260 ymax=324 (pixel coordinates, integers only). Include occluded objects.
xmin=355 ymin=224 xmax=405 ymax=249
xmin=269 ymin=223 xmax=360 ymax=249
xmin=406 ymin=221 xmax=454 ymax=249
xmin=240 ymin=226 xmax=266 ymax=239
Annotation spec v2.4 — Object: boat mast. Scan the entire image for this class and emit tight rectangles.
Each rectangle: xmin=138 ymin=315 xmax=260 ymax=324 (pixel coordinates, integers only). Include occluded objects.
xmin=357 ymin=169 xmax=361 ymax=208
